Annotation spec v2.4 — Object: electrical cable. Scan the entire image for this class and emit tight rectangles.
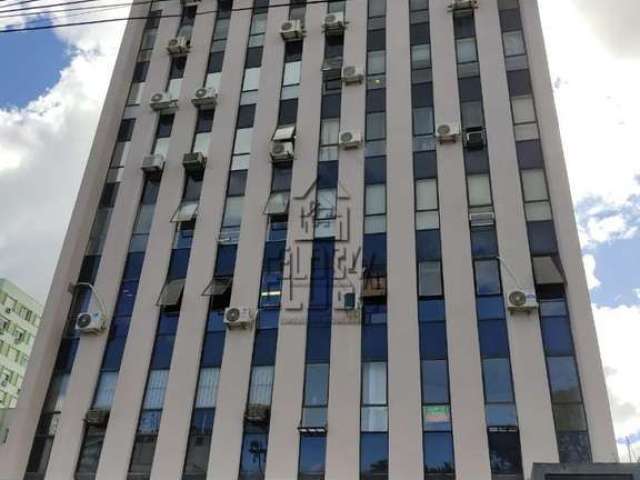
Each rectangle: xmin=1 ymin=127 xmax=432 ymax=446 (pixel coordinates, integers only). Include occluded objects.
xmin=0 ymin=0 xmax=336 ymax=33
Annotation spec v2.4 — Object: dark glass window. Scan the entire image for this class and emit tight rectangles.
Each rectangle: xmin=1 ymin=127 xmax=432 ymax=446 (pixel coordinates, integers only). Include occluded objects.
xmin=117 ymin=118 xmax=136 ymax=142
xmin=527 ymin=221 xmax=558 ymax=255
xmin=471 ymin=228 xmax=498 ymax=258
xmin=79 ymin=255 xmax=101 ymax=283
xmin=499 ymin=9 xmax=522 ymax=31
xmin=423 ymin=432 xmax=454 ymax=474
xmin=476 ymin=296 xmax=505 ymax=320
xmin=416 ymin=230 xmax=441 ymax=262
xmin=365 ymin=156 xmax=387 ymax=184
xmin=150 ymin=336 xmax=175 ymax=369
xmin=214 ymin=245 xmax=237 ymax=277
xmin=366 ymin=89 xmax=386 ymax=112
xmin=363 ymin=234 xmax=387 ymax=276
xmin=208 ymin=51 xmax=225 ymax=73
xmin=245 ymin=47 xmax=263 ymax=68
xmin=516 ymin=140 xmax=544 ymax=169
xmin=478 ymin=320 xmax=509 ymax=358
xmin=168 ymin=248 xmax=190 ymax=280
xmin=123 ymin=253 xmax=144 ymax=281
xmin=132 ymin=61 xmax=149 ymax=83
xmin=321 ymin=93 xmax=341 ymax=119
xmin=541 ymin=316 xmax=574 ymax=356
xmin=547 ymin=357 xmax=582 ymax=402
xmin=156 ymin=114 xmax=175 ymax=138
xmin=421 ymin=360 xmax=449 ymax=403
xmin=557 ymin=431 xmax=591 ymax=463
xmin=459 ymin=77 xmax=483 ymax=102
xmin=279 ymin=98 xmax=298 ymax=125
xmin=317 ymin=161 xmax=339 ymax=189
xmin=410 ymin=22 xmax=429 ymax=45
xmin=285 ymin=41 xmax=303 ymax=61
xmin=306 ymin=326 xmax=331 ymax=363
xmin=169 ymin=56 xmax=187 ymax=79
xmin=482 ymin=358 xmax=513 ymax=402
xmin=101 ymin=336 xmax=127 ymax=371
xmin=239 ymin=433 xmax=268 ymax=478
xmin=418 ymin=299 xmax=446 ymax=323
xmin=507 ymin=69 xmax=531 ymax=96
xmin=252 ymin=329 xmax=278 ymax=365
xmin=453 ymin=13 xmax=475 ymax=38
xmin=360 ymin=433 xmax=388 ymax=479
xmin=129 ymin=435 xmax=157 ymax=474
xmin=488 ymin=432 xmax=522 ymax=474
xmin=195 ymin=109 xmax=215 ymax=134
xmin=474 ymin=260 xmax=501 ymax=296
xmin=420 ymin=323 xmax=447 ymax=360
xmin=414 ymin=151 xmax=437 ymax=179
xmin=271 ymin=166 xmax=292 ymax=192
xmin=200 ymin=332 xmax=225 ymax=367
xmin=237 ymin=104 xmax=256 ymax=128
xmin=411 ymin=84 xmax=434 ymax=108
xmin=298 ymin=436 xmax=327 ymax=478
xmin=114 ymin=281 xmax=138 ymax=316
xmin=227 ymin=170 xmax=248 ymax=196
xmin=367 ymin=28 xmax=386 ymax=51
xmin=76 ymin=431 xmax=104 ymax=473
xmin=362 ymin=324 xmax=388 ymax=362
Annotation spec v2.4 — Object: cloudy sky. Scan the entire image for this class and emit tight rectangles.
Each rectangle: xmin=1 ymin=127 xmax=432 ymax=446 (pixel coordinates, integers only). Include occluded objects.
xmin=0 ymin=0 xmax=639 ymax=461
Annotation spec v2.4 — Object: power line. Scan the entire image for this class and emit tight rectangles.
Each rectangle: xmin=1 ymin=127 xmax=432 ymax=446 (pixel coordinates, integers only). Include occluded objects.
xmin=0 ymin=0 xmax=335 ymax=32
xmin=0 ymin=0 xmax=134 ymax=19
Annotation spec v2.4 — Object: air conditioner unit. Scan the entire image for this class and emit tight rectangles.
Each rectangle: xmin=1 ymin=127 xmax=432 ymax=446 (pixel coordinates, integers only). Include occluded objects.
xmin=339 ymin=130 xmax=362 ymax=149
xmin=85 ymin=409 xmax=110 ymax=426
xmin=448 ymin=0 xmax=479 ymax=12
xmin=192 ymin=87 xmax=218 ymax=108
xmin=75 ymin=312 xmax=106 ymax=334
xmin=463 ymin=127 xmax=486 ymax=150
xmin=224 ymin=306 xmax=253 ymax=330
xmin=323 ymin=12 xmax=346 ymax=35
xmin=182 ymin=152 xmax=207 ymax=172
xmin=245 ymin=404 xmax=270 ymax=424
xmin=270 ymin=141 xmax=294 ymax=162
xmin=469 ymin=208 xmax=495 ymax=227
xmin=335 ymin=292 xmax=356 ymax=310
xmin=167 ymin=36 xmax=190 ymax=55
xmin=280 ymin=19 xmax=304 ymax=41
xmin=149 ymin=92 xmax=177 ymax=112
xmin=507 ymin=289 xmax=539 ymax=313
xmin=436 ymin=123 xmax=461 ymax=144
xmin=342 ymin=65 xmax=364 ymax=85
xmin=141 ymin=154 xmax=165 ymax=174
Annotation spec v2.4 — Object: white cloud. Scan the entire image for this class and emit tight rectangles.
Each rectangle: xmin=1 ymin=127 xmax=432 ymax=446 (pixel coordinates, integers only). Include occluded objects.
xmin=593 ymin=304 xmax=640 ymax=460
xmin=0 ymin=15 xmax=125 ymax=301
xmin=579 ymin=213 xmax=638 ymax=249
xmin=539 ymin=0 xmax=640 ymax=252
xmin=582 ymin=254 xmax=601 ymax=290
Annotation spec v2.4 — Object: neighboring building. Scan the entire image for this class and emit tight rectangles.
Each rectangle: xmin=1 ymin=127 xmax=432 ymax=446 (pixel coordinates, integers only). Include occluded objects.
xmin=0 ymin=0 xmax=630 ymax=479
xmin=0 ymin=279 xmax=41 ymax=410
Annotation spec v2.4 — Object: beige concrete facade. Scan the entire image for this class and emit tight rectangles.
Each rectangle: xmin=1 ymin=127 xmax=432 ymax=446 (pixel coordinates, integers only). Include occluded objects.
xmin=0 ymin=0 xmax=617 ymax=479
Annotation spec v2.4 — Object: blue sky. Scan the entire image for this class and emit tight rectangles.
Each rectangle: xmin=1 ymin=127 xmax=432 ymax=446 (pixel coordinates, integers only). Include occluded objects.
xmin=0 ymin=0 xmax=639 ymax=462
xmin=0 ymin=28 xmax=68 ymax=108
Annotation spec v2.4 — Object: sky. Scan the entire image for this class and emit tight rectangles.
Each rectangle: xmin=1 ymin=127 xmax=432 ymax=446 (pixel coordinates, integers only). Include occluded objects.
xmin=0 ymin=0 xmax=639 ymax=462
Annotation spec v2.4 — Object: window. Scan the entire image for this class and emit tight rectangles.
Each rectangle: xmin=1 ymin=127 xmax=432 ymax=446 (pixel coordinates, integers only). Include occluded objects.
xmin=93 ymin=372 xmax=118 ymax=409
xmin=195 ymin=368 xmax=220 ymax=408
xmin=157 ymin=278 xmax=185 ymax=307
xmin=416 ymin=179 xmax=438 ymax=211
xmin=366 ymin=112 xmax=386 ymax=141
xmin=478 ymin=320 xmax=509 ymax=358
xmin=423 ymin=432 xmax=454 ymax=474
xmin=474 ymin=260 xmax=501 ymax=295
xmin=521 ymin=169 xmax=548 ymax=202
xmin=248 ymin=366 xmax=274 ymax=406
xmin=503 ymin=30 xmax=525 ymax=56
xmin=547 ymin=357 xmax=582 ymax=403
xmin=456 ymin=38 xmax=477 ymax=63
xmin=222 ymin=197 xmax=244 ymax=227
xmin=239 ymin=433 xmax=268 ymax=478
xmin=467 ymin=175 xmax=492 ymax=206
xmin=511 ymin=95 xmax=536 ymax=124
xmin=541 ymin=316 xmax=573 ymax=356
xmin=304 ymin=364 xmax=329 ymax=406
xmin=366 ymin=185 xmax=386 ymax=216
xmin=557 ymin=431 xmax=591 ymax=463
xmin=299 ymin=436 xmax=326 ymax=479
xmin=360 ymin=433 xmax=388 ymax=478
xmin=362 ymin=362 xmax=387 ymax=405
xmin=413 ymin=107 xmax=434 ymax=136
xmin=421 ymin=360 xmax=449 ymax=404
xmin=242 ymin=67 xmax=261 ymax=92
xmin=418 ymin=261 xmax=442 ymax=297
xmin=143 ymin=370 xmax=169 ymax=409
xmin=482 ymin=358 xmax=513 ymax=403
xmin=488 ymin=432 xmax=522 ymax=474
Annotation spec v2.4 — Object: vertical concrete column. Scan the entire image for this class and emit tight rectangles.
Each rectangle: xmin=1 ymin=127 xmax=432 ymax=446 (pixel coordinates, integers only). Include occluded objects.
xmin=385 ymin=1 xmax=424 ymax=479
xmin=263 ymin=0 xmax=320 ymax=477
xmin=474 ymin=0 xmax=558 ymax=472
xmin=520 ymin=0 xmax=617 ymax=462
xmin=322 ymin=1 xmax=365 ymax=478
xmin=207 ymin=0 xmax=283 ymax=477
xmin=93 ymin=1 xmax=198 ymax=478
xmin=146 ymin=4 xmax=219 ymax=479
xmin=0 ymin=3 xmax=150 ymax=477
xmin=429 ymin=1 xmax=492 ymax=479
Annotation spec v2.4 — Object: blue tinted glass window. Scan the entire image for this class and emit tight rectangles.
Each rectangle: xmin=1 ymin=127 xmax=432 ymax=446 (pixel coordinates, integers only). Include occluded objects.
xmin=476 ymin=296 xmax=505 ymax=320
xmin=488 ymin=432 xmax=522 ymax=474
xmin=317 ymin=161 xmax=339 ymax=188
xmin=79 ymin=255 xmax=101 ymax=283
xmin=541 ymin=316 xmax=574 ymax=356
xmin=191 ymin=408 xmax=215 ymax=434
xmin=420 ymin=323 xmax=447 ymax=360
xmin=363 ymin=302 xmax=387 ymax=324
xmin=101 ymin=336 xmax=126 ymax=371
xmin=471 ymin=228 xmax=498 ymax=258
xmin=360 ymin=433 xmax=388 ymax=478
xmin=259 ymin=271 xmax=282 ymax=307
xmin=365 ymin=156 xmax=387 ymax=184
xmin=539 ymin=299 xmax=567 ymax=317
xmin=482 ymin=358 xmax=513 ymax=403
xmin=252 ymin=329 xmax=278 ymax=366
xmin=474 ymin=260 xmax=501 ymax=295
xmin=201 ymin=332 xmax=225 ymax=367
xmin=422 ymin=360 xmax=449 ymax=404
xmin=157 ymin=311 xmax=179 ymax=335
xmin=239 ymin=432 xmax=268 ymax=477
xmin=423 ymin=432 xmax=454 ymax=474
xmin=110 ymin=315 xmax=130 ymax=338
xmin=416 ymin=230 xmax=441 ymax=262
xmin=123 ymin=253 xmax=145 ymax=280
xmin=306 ymin=326 xmax=331 ymax=363
xmin=258 ymin=308 xmax=279 ymax=329
xmin=114 ymin=281 xmax=139 ymax=316
xmin=207 ymin=310 xmax=226 ymax=331
xmin=168 ymin=248 xmax=190 ymax=280
xmin=263 ymin=241 xmax=286 ymax=272
xmin=418 ymin=299 xmax=446 ymax=323
xmin=298 ymin=436 xmax=326 ymax=476
xmin=362 ymin=324 xmax=388 ymax=362
xmin=214 ymin=245 xmax=237 ymax=277
xmin=55 ymin=338 xmax=79 ymax=372
xmin=478 ymin=320 xmax=509 ymax=358
xmin=150 ymin=335 xmax=175 ymax=369
xmin=547 ymin=357 xmax=582 ymax=402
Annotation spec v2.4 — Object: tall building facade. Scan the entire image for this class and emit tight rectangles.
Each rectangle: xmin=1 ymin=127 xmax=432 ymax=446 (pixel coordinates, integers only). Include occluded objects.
xmin=0 ymin=0 xmax=626 ymax=479
xmin=0 ymin=279 xmax=41 ymax=410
